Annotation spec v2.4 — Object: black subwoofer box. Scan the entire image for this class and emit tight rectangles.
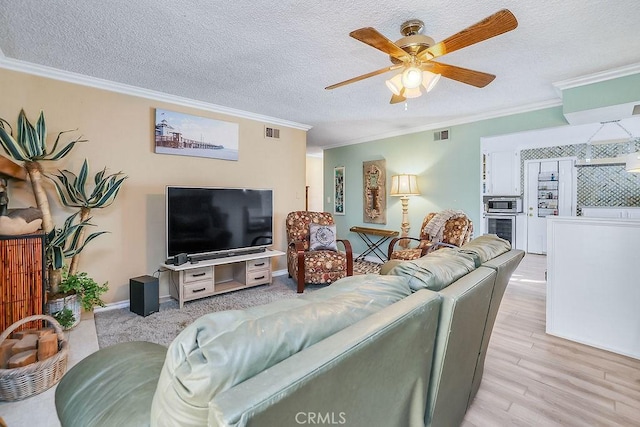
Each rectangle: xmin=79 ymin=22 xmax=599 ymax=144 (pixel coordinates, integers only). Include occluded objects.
xmin=130 ymin=275 xmax=159 ymax=317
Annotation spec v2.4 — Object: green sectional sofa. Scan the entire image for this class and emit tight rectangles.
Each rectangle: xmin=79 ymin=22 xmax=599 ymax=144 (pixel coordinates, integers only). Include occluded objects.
xmin=55 ymin=235 xmax=524 ymax=427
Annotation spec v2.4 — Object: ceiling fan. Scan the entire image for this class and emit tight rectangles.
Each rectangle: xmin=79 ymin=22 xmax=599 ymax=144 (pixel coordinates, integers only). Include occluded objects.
xmin=325 ymin=9 xmax=518 ymax=104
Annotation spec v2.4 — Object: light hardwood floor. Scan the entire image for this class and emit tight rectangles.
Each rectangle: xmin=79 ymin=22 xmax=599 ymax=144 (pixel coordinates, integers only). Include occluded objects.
xmin=463 ymin=254 xmax=640 ymax=427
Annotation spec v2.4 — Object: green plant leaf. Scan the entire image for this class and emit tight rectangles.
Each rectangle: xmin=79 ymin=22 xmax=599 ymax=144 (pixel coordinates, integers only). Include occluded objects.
xmin=75 ymin=159 xmax=89 ymax=199
xmin=34 ymin=111 xmax=46 ymax=157
xmin=48 ymin=129 xmax=79 ymax=157
xmin=17 ymin=109 xmax=41 ymax=158
xmin=94 ymin=167 xmax=106 ymax=186
xmin=92 ymin=175 xmax=127 ymax=208
xmin=0 ymin=123 xmax=28 ymax=161
xmin=52 ymin=307 xmax=75 ymax=329
xmin=47 ymin=139 xmax=78 ymax=161
xmin=49 ymin=171 xmax=80 ymax=207
xmin=64 ymin=231 xmax=108 ymax=258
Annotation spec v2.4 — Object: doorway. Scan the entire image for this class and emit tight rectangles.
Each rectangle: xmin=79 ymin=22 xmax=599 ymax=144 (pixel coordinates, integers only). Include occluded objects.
xmin=524 ymin=158 xmax=576 ymax=254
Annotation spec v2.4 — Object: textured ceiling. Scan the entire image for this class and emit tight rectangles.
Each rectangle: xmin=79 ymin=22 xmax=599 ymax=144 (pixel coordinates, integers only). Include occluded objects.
xmin=1 ymin=1 xmax=640 ymax=154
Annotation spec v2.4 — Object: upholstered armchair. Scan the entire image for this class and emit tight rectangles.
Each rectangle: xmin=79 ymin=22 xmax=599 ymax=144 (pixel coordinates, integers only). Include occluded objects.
xmin=387 ymin=210 xmax=473 ymax=261
xmin=286 ymin=211 xmax=353 ymax=293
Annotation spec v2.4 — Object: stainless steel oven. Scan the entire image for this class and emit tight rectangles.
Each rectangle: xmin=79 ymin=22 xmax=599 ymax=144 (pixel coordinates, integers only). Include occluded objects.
xmin=484 ymin=214 xmax=516 ymax=247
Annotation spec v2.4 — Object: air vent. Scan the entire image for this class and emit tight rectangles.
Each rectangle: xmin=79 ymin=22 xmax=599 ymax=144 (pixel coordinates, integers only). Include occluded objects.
xmin=433 ymin=129 xmax=450 ymax=141
xmin=265 ymin=126 xmax=280 ymax=139
xmin=633 ymin=105 xmax=640 ymax=115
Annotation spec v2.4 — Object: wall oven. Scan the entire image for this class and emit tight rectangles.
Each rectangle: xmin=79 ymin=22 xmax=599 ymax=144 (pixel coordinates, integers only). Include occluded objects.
xmin=484 ymin=214 xmax=516 ymax=247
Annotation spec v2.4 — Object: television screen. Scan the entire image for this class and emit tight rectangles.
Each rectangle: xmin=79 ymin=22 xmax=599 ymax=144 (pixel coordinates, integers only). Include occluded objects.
xmin=166 ymin=186 xmax=273 ymax=258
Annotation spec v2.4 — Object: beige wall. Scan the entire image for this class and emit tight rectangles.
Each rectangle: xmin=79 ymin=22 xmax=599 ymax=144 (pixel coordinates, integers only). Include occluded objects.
xmin=305 ymin=155 xmax=323 ymax=212
xmin=0 ymin=68 xmax=307 ymax=304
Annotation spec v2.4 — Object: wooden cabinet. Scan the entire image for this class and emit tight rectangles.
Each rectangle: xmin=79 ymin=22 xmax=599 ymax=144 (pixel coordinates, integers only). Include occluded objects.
xmin=482 ymin=150 xmax=520 ymax=195
xmin=163 ymin=250 xmax=283 ymax=308
xmin=0 ymin=233 xmax=45 ymax=332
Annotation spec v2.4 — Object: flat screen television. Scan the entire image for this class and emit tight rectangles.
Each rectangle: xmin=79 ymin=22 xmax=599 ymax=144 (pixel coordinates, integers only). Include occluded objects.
xmin=166 ymin=186 xmax=273 ymax=260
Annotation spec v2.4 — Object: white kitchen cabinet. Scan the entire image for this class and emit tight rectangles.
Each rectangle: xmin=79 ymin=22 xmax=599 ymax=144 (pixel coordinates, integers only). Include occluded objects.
xmin=515 ymin=214 xmax=527 ymax=251
xmin=547 ymin=216 xmax=640 ymax=359
xmin=482 ymin=150 xmax=520 ymax=195
xmin=581 ymin=207 xmax=640 ymax=219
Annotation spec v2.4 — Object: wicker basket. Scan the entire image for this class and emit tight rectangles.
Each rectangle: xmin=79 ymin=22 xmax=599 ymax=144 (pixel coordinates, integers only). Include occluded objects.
xmin=0 ymin=314 xmax=69 ymax=401
xmin=46 ymin=293 xmax=82 ymax=330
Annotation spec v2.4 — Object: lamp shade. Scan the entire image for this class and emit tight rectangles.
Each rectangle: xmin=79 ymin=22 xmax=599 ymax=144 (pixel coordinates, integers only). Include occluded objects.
xmin=385 ymin=73 xmax=403 ymax=96
xmin=626 ymin=152 xmax=640 ymax=173
xmin=422 ymin=71 xmax=441 ymax=92
xmin=390 ymin=174 xmax=420 ymax=196
xmin=403 ymin=86 xmax=422 ymax=99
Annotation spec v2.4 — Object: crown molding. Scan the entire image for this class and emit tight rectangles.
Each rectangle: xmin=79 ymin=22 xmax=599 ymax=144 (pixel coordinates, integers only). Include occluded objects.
xmin=552 ymin=62 xmax=640 ymax=96
xmin=319 ymin=99 xmax=563 ymax=151
xmin=0 ymin=56 xmax=312 ymax=132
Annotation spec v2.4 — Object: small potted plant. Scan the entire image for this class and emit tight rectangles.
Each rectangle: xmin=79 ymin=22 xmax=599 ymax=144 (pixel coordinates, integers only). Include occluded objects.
xmin=52 ymin=268 xmax=108 ymax=329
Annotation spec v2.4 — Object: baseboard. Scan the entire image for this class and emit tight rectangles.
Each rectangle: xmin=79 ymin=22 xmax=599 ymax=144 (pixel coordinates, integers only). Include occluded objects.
xmin=94 ymin=300 xmax=129 ymax=313
xmin=94 ymin=271 xmax=289 ymax=313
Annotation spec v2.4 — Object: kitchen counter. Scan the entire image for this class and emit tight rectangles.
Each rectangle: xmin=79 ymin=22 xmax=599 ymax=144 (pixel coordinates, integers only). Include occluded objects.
xmin=546 ymin=216 xmax=640 ymax=359
xmin=581 ymin=206 xmax=640 ymax=219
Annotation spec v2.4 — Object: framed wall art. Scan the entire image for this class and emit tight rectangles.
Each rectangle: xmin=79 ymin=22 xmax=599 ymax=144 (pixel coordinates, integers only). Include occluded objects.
xmin=363 ymin=159 xmax=386 ymax=224
xmin=154 ymin=108 xmax=239 ymax=161
xmin=333 ymin=166 xmax=345 ymax=215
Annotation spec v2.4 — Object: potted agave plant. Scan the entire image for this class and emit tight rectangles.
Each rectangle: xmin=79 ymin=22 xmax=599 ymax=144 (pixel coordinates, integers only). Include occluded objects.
xmin=0 ymin=109 xmax=126 ymax=328
xmin=47 ymin=160 xmax=126 ymax=328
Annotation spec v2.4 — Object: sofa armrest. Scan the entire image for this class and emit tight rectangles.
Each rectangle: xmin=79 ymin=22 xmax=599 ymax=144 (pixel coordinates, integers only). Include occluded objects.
xmin=336 ymin=238 xmax=353 ymax=276
xmin=387 ymin=237 xmax=424 ymax=259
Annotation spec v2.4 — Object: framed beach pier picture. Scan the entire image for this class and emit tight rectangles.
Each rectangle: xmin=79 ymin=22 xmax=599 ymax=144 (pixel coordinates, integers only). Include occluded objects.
xmin=154 ymin=108 xmax=239 ymax=161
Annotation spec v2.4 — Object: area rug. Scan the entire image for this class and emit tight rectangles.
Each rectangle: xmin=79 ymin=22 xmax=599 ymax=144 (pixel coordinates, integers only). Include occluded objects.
xmin=353 ymin=259 xmax=382 ymax=274
xmin=95 ymin=260 xmax=381 ymax=349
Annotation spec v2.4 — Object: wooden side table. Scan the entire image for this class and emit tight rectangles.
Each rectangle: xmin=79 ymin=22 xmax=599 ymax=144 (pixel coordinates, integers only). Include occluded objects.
xmin=349 ymin=226 xmax=399 ymax=263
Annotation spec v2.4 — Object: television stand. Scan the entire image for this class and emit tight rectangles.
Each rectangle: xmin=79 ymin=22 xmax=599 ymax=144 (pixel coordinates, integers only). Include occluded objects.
xmin=161 ymin=249 xmax=284 ymax=308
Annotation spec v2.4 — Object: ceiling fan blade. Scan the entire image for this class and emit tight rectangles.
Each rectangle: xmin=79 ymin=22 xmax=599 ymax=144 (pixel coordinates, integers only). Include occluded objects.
xmin=390 ymin=93 xmax=406 ymax=104
xmin=325 ymin=64 xmax=403 ymax=90
xmin=426 ymin=62 xmax=496 ymax=88
xmin=350 ymin=27 xmax=410 ymax=61
xmin=419 ymin=9 xmax=518 ymax=60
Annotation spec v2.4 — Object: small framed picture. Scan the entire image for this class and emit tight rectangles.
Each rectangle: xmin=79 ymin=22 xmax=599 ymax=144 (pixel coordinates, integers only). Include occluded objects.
xmin=333 ymin=166 xmax=345 ymax=215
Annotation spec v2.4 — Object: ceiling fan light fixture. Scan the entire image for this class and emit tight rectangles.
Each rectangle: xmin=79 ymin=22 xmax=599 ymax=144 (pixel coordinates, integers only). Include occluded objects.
xmin=385 ymin=73 xmax=404 ymax=96
xmin=422 ymin=71 xmax=441 ymax=92
xmin=404 ymin=86 xmax=422 ymax=99
xmin=401 ymin=66 xmax=423 ymax=89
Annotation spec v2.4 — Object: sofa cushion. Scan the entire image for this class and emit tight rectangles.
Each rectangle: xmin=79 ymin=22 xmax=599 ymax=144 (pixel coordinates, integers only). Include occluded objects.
xmin=384 ymin=248 xmax=477 ymax=292
xmin=458 ymin=234 xmax=511 ymax=264
xmin=55 ymin=341 xmax=167 ymax=427
xmin=150 ymin=274 xmax=411 ymax=427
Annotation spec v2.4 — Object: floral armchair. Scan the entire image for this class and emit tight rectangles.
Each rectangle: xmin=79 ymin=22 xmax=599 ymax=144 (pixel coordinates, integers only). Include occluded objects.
xmin=286 ymin=211 xmax=353 ymax=293
xmin=387 ymin=211 xmax=473 ymax=261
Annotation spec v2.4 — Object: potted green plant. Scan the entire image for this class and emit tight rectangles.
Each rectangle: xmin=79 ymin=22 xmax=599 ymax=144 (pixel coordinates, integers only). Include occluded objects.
xmin=0 ymin=110 xmax=124 ymax=328
xmin=50 ymin=267 xmax=109 ymax=329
